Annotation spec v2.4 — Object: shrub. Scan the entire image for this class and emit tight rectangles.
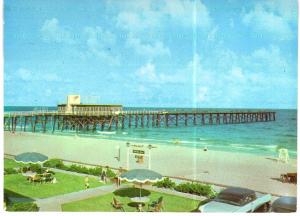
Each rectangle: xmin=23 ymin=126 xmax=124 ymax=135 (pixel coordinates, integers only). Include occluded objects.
xmin=175 ymin=182 xmax=216 ymax=198
xmin=43 ymin=159 xmax=109 ymax=178
xmin=67 ymin=164 xmax=86 ymax=174
xmin=4 ymin=168 xmax=18 ymax=175
xmin=88 ymin=166 xmax=102 ymax=176
xmin=7 ymin=202 xmax=39 ymax=212
xmin=106 ymin=168 xmax=116 ymax=178
xmin=175 ymin=183 xmax=190 ymax=193
xmin=153 ymin=177 xmax=176 ymax=189
xmin=28 ymin=163 xmax=46 ymax=174
xmin=43 ymin=159 xmax=65 ymax=169
xmin=20 ymin=164 xmax=46 ymax=174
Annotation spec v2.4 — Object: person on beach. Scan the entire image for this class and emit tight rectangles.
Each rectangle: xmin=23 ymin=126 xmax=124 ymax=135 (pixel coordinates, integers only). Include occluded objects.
xmin=100 ymin=170 xmax=105 ymax=182
xmin=85 ymin=176 xmax=89 ymax=189
xmin=99 ymin=169 xmax=102 ymax=182
xmin=117 ymin=167 xmax=123 ymax=187
xmin=101 ymin=168 xmax=107 ymax=183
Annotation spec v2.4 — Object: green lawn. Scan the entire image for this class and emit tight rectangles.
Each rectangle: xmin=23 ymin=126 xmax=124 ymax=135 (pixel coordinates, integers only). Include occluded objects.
xmin=4 ymin=172 xmax=104 ymax=199
xmin=62 ymin=187 xmax=200 ymax=212
xmin=4 ymin=158 xmax=26 ymax=169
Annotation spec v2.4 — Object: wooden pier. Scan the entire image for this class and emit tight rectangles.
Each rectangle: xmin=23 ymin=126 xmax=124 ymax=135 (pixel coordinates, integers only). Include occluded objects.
xmin=4 ymin=110 xmax=276 ymax=133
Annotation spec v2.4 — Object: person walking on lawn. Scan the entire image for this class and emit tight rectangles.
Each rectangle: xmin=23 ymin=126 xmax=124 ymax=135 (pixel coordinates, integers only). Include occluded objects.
xmin=85 ymin=176 xmax=89 ymax=189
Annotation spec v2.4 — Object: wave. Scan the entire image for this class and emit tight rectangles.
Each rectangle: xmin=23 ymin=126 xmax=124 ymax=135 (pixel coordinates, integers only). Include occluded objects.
xmin=96 ymin=131 xmax=116 ymax=135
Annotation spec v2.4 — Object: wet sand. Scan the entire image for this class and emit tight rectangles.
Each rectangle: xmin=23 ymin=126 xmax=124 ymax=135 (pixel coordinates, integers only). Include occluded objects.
xmin=4 ymin=131 xmax=297 ymax=196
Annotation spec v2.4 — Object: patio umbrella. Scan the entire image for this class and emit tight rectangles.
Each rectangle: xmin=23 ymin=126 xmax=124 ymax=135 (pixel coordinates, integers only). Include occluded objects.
xmin=119 ymin=169 xmax=164 ymax=198
xmin=15 ymin=152 xmax=48 ymax=164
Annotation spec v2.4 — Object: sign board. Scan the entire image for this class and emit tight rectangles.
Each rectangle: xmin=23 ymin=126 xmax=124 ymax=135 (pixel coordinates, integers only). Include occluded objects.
xmin=135 ymin=155 xmax=144 ymax=163
xmin=133 ymin=149 xmax=145 ymax=154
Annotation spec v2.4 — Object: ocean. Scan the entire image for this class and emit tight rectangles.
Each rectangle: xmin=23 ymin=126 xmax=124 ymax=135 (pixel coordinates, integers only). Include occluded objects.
xmin=4 ymin=106 xmax=297 ymax=158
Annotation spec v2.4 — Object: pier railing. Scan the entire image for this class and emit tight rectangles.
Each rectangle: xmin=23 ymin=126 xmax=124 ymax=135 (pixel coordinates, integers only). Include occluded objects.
xmin=4 ymin=109 xmax=275 ymax=117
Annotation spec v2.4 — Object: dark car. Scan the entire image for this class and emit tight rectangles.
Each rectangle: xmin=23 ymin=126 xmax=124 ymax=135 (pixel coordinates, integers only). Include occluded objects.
xmin=271 ymin=196 xmax=297 ymax=213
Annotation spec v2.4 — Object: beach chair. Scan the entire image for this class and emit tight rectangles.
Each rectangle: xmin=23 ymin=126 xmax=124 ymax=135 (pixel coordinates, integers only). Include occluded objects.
xmin=43 ymin=173 xmax=54 ymax=183
xmin=278 ymin=148 xmax=289 ymax=163
xmin=111 ymin=197 xmax=125 ymax=211
xmin=281 ymin=173 xmax=297 ymax=184
xmin=30 ymin=174 xmax=42 ymax=184
xmin=148 ymin=196 xmax=164 ymax=212
xmin=153 ymin=200 xmax=164 ymax=212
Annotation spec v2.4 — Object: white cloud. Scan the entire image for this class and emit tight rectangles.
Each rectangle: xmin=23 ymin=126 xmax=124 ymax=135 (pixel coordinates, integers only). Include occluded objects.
xmin=116 ymin=11 xmax=159 ymax=33
xmin=207 ymin=26 xmax=218 ymax=41
xmin=196 ymin=87 xmax=208 ymax=103
xmin=229 ymin=18 xmax=234 ymax=28
xmin=114 ymin=0 xmax=212 ymax=59
xmin=45 ymin=89 xmax=52 ymax=96
xmin=264 ymin=0 xmax=297 ymax=22
xmin=83 ymin=26 xmax=119 ymax=64
xmin=127 ymin=34 xmax=170 ymax=58
xmin=115 ymin=0 xmax=211 ymax=30
xmin=17 ymin=68 xmax=32 ymax=81
xmin=135 ymin=62 xmax=157 ymax=82
xmin=242 ymin=3 xmax=295 ymax=40
xmin=135 ymin=62 xmax=185 ymax=84
xmin=163 ymin=0 xmax=211 ymax=28
xmin=41 ymin=18 xmax=75 ymax=44
xmin=229 ymin=67 xmax=245 ymax=81
xmin=16 ymin=68 xmax=64 ymax=82
xmin=250 ymin=45 xmax=289 ymax=74
xmin=43 ymin=73 xmax=62 ymax=82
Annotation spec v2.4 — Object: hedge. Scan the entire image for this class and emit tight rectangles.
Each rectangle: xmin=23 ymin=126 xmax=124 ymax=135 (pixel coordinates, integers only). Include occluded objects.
xmin=4 ymin=168 xmax=18 ymax=175
xmin=175 ymin=182 xmax=216 ymax=198
xmin=43 ymin=159 xmax=65 ymax=169
xmin=67 ymin=164 xmax=102 ymax=176
xmin=153 ymin=177 xmax=176 ymax=189
xmin=7 ymin=202 xmax=39 ymax=212
xmin=20 ymin=164 xmax=47 ymax=174
xmin=43 ymin=159 xmax=117 ymax=178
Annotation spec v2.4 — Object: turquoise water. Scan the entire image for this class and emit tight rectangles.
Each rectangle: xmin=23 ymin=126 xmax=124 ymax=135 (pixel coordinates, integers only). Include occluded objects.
xmin=4 ymin=106 xmax=297 ymax=158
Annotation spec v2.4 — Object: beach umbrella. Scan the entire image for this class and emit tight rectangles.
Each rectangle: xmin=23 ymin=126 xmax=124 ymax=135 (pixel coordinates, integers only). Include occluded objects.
xmin=119 ymin=169 xmax=164 ymax=198
xmin=15 ymin=152 xmax=48 ymax=164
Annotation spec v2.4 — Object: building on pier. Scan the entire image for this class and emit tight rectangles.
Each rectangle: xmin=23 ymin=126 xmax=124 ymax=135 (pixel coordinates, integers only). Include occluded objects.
xmin=57 ymin=95 xmax=123 ymax=114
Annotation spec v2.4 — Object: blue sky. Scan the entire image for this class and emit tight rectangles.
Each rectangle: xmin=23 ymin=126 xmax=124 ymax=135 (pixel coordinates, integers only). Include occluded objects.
xmin=4 ymin=0 xmax=298 ymax=108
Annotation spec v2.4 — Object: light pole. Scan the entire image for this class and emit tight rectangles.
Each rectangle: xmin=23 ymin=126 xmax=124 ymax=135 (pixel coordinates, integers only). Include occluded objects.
xmin=114 ymin=145 xmax=120 ymax=162
xmin=126 ymin=142 xmax=130 ymax=170
xmin=148 ymin=144 xmax=156 ymax=170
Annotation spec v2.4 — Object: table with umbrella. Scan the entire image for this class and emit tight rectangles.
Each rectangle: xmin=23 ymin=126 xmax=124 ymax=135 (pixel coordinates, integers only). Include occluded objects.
xmin=119 ymin=169 xmax=164 ymax=211
xmin=15 ymin=152 xmax=51 ymax=181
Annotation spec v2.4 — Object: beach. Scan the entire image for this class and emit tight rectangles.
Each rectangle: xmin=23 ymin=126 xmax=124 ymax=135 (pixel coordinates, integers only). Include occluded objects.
xmin=4 ymin=131 xmax=297 ymax=196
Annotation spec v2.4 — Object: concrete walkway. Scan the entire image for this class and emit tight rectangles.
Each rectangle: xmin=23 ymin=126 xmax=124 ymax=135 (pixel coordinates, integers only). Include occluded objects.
xmin=50 ymin=167 xmax=100 ymax=179
xmin=143 ymin=185 xmax=205 ymax=201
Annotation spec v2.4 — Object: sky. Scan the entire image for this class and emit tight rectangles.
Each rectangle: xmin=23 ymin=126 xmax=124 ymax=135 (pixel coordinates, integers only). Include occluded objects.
xmin=4 ymin=0 xmax=298 ymax=108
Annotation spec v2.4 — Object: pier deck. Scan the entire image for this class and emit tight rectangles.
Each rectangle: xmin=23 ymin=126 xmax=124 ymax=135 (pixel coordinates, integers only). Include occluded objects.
xmin=4 ymin=110 xmax=276 ymax=133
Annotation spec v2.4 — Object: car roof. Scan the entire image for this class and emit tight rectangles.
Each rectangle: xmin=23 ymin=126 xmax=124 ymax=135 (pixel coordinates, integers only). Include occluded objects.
xmin=215 ymin=187 xmax=256 ymax=206
xmin=272 ymin=196 xmax=297 ymax=212
xmin=220 ymin=187 xmax=255 ymax=197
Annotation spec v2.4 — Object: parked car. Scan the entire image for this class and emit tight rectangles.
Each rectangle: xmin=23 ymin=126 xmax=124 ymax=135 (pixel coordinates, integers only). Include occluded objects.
xmin=271 ymin=196 xmax=296 ymax=213
xmin=198 ymin=187 xmax=272 ymax=213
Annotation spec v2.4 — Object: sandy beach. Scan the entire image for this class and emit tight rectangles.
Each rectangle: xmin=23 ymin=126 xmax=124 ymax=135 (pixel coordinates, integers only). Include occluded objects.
xmin=4 ymin=131 xmax=297 ymax=196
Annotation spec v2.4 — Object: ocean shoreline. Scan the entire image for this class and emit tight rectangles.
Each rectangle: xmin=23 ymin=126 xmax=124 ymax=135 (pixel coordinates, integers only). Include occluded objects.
xmin=8 ymin=128 xmax=298 ymax=159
